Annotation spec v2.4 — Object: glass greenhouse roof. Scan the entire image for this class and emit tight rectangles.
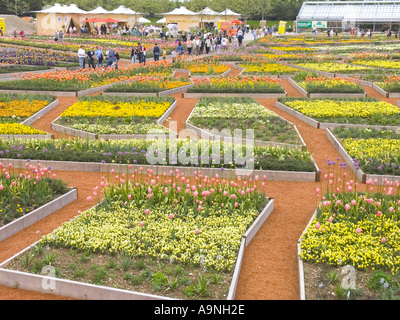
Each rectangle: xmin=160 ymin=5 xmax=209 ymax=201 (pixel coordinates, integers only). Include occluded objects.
xmin=297 ymin=1 xmax=400 ymax=22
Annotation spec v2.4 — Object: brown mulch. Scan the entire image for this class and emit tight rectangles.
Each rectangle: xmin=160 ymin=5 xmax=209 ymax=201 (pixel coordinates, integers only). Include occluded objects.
xmin=0 ymin=63 xmax=394 ymax=300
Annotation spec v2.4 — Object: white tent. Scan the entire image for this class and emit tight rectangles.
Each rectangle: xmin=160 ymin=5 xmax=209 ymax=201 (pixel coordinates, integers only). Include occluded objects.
xmin=197 ymin=7 xmax=220 ymax=16
xmin=163 ymin=6 xmax=196 ymax=15
xmin=156 ymin=18 xmax=166 ymax=24
xmin=219 ymin=9 xmax=241 ymax=16
xmin=37 ymin=3 xmax=87 ymax=14
xmin=109 ymin=5 xmax=140 ymax=15
xmin=87 ymin=6 xmax=109 ymax=14
xmin=138 ymin=17 xmax=151 ymax=23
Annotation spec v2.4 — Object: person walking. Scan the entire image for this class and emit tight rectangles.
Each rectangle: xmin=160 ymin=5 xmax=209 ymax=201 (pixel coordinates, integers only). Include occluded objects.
xmin=95 ymin=46 xmax=103 ymax=68
xmin=87 ymin=46 xmax=95 ymax=69
xmin=186 ymin=38 xmax=193 ymax=55
xmin=59 ymin=30 xmax=64 ymax=42
xmin=106 ymin=46 xmax=115 ymax=68
xmin=152 ymin=43 xmax=160 ymax=61
xmin=78 ymin=45 xmax=86 ymax=69
xmin=114 ymin=51 xmax=120 ymax=69
xmin=195 ymin=37 xmax=201 ymax=55
xmin=205 ymin=36 xmax=211 ymax=54
xmin=140 ymin=44 xmax=147 ymax=65
xmin=131 ymin=46 xmax=138 ymax=64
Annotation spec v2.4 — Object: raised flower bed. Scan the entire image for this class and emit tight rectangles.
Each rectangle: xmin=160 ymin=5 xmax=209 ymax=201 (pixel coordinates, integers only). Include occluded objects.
xmin=289 ymin=74 xmax=366 ymax=98
xmin=185 ymin=97 xmax=305 ymax=148
xmin=51 ymin=96 xmax=176 ymax=140
xmin=0 ymin=137 xmax=319 ymax=182
xmin=103 ymin=76 xmax=193 ymax=97
xmin=326 ymin=126 xmax=400 ymax=184
xmin=236 ymin=61 xmax=299 ymax=78
xmin=184 ymin=76 xmax=287 ymax=98
xmin=0 ymin=161 xmax=75 ymax=241
xmin=0 ymin=170 xmax=274 ymax=300
xmin=275 ymin=97 xmax=400 ymax=129
xmin=373 ymin=76 xmax=400 ymax=98
xmin=298 ymin=168 xmax=400 ymax=300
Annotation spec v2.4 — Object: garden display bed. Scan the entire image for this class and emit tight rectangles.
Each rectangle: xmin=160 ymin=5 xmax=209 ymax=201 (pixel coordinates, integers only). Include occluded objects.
xmin=185 ymin=97 xmax=306 ymax=150
xmin=371 ymin=83 xmax=400 ymax=98
xmin=0 ymin=188 xmax=274 ymax=300
xmin=0 ymin=188 xmax=77 ymax=242
xmin=274 ymin=99 xmax=400 ymax=130
xmin=288 ymin=77 xmax=366 ymax=98
xmin=51 ymin=98 xmax=177 ymax=140
xmin=183 ymin=92 xmax=287 ymax=98
xmin=326 ymin=128 xmax=400 ymax=184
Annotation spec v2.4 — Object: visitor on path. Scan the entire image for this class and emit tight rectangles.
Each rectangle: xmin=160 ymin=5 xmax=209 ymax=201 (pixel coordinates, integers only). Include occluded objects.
xmin=237 ymin=30 xmax=243 ymax=46
xmin=95 ymin=46 xmax=103 ymax=68
xmin=205 ymin=36 xmax=212 ymax=54
xmin=140 ymin=44 xmax=147 ymax=65
xmin=114 ymin=51 xmax=120 ymax=69
xmin=106 ymin=46 xmax=115 ymax=68
xmin=186 ymin=38 xmax=193 ymax=55
xmin=152 ymin=43 xmax=160 ymax=61
xmin=221 ymin=37 xmax=228 ymax=51
xmin=59 ymin=30 xmax=64 ymax=42
xmin=176 ymin=41 xmax=184 ymax=55
xmin=162 ymin=49 xmax=167 ymax=60
xmin=78 ymin=45 xmax=86 ymax=69
xmin=87 ymin=46 xmax=95 ymax=69
xmin=131 ymin=46 xmax=138 ymax=64
xmin=194 ymin=37 xmax=201 ymax=55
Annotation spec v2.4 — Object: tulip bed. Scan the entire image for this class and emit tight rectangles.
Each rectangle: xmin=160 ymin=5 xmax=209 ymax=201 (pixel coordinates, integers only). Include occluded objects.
xmin=54 ymin=96 xmax=173 ymax=135
xmin=0 ymin=162 xmax=70 ymax=226
xmin=375 ymin=76 xmax=400 ymax=93
xmin=0 ymin=60 xmax=174 ymax=92
xmin=300 ymin=166 xmax=400 ymax=299
xmin=187 ymin=97 xmax=303 ymax=145
xmin=5 ymin=170 xmax=269 ymax=299
xmin=278 ymin=97 xmax=400 ymax=125
xmin=187 ymin=76 xmax=285 ymax=93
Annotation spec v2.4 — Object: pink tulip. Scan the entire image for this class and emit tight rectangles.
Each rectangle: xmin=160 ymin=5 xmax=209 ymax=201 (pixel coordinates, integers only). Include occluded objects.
xmin=345 ymin=204 xmax=350 ymax=211
xmin=87 ymin=196 xmax=92 ymax=202
xmin=356 ymin=228 xmax=362 ymax=234
xmin=195 ymin=229 xmax=199 ymax=234
xmin=145 ymin=209 xmax=150 ymax=215
xmin=234 ymin=202 xmax=238 ymax=208
xmin=140 ymin=221 xmax=144 ymax=226
xmin=382 ymin=237 xmax=386 ymax=243
xmin=231 ymin=194 xmax=236 ymax=200
xmin=377 ymin=211 xmax=382 ymax=217
xmin=169 ymin=214 xmax=174 ymax=219
xmin=351 ymin=200 xmax=357 ymax=206
xmin=389 ymin=207 xmax=394 ymax=213
xmin=328 ymin=217 xmax=333 ymax=223
xmin=315 ymin=222 xmax=320 ymax=229
xmin=0 ymin=185 xmax=3 ymax=190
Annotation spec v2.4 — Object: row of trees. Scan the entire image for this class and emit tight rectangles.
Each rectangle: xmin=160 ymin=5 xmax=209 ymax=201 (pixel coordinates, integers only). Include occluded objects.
xmin=1 ymin=0 xmax=302 ymax=21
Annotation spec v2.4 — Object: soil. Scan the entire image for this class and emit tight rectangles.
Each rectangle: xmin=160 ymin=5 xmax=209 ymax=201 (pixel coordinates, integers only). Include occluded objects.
xmin=0 ymin=59 xmax=394 ymax=300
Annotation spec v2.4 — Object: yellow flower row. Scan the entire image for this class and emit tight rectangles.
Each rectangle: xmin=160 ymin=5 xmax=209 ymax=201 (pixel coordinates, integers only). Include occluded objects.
xmin=60 ymin=100 xmax=171 ymax=118
xmin=239 ymin=62 xmax=298 ymax=74
xmin=0 ymin=123 xmax=46 ymax=135
xmin=0 ymin=100 xmax=49 ymax=118
xmin=285 ymin=100 xmax=400 ymax=118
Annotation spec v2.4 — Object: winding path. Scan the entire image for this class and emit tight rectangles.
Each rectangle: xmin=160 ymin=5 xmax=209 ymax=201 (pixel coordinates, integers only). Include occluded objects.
xmin=0 ymin=59 xmax=390 ymax=300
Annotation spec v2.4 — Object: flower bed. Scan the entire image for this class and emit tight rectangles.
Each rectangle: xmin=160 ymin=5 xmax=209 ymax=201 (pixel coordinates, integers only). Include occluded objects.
xmin=103 ymin=76 xmax=192 ymax=95
xmin=0 ymin=123 xmax=47 ymax=135
xmin=0 ymin=161 xmax=70 ymax=227
xmin=295 ymin=62 xmax=374 ymax=74
xmin=237 ymin=62 xmax=299 ymax=76
xmin=0 ymin=93 xmax=55 ymax=124
xmin=299 ymin=167 xmax=400 ymax=299
xmin=290 ymin=74 xmax=365 ymax=97
xmin=374 ymin=76 xmax=400 ymax=97
xmin=0 ymin=60 xmax=174 ymax=93
xmin=186 ymin=97 xmax=303 ymax=146
xmin=351 ymin=60 xmax=400 ymax=70
xmin=2 ymin=169 xmax=273 ymax=299
xmin=0 ymin=138 xmax=317 ymax=175
xmin=185 ymin=76 xmax=286 ymax=97
xmin=53 ymin=96 xmax=173 ymax=136
xmin=173 ymin=57 xmax=230 ymax=76
xmin=277 ymin=97 xmax=400 ymax=127
xmin=330 ymin=126 xmax=400 ymax=178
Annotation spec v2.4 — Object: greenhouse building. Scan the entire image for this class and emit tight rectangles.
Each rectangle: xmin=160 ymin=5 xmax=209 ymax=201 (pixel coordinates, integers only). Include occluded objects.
xmin=296 ymin=1 xmax=400 ymax=32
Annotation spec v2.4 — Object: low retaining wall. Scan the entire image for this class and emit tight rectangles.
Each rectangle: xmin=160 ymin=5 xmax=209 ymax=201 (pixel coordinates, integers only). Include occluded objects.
xmin=0 ymin=188 xmax=77 ymax=242
xmin=0 ymin=199 xmax=274 ymax=300
xmin=372 ymin=83 xmax=400 ymax=98
xmin=183 ymin=92 xmax=287 ymax=98
xmin=297 ymin=209 xmax=317 ymax=300
xmin=0 ymin=134 xmax=53 ymax=140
